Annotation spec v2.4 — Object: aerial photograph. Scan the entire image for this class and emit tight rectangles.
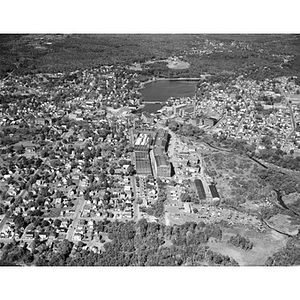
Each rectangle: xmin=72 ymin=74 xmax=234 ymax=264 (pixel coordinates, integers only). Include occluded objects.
xmin=1 ymin=33 xmax=300 ymax=267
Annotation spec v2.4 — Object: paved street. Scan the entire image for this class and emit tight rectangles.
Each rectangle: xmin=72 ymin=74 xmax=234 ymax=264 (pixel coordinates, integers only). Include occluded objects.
xmin=0 ymin=215 xmax=8 ymax=233
xmin=66 ymin=197 xmax=85 ymax=241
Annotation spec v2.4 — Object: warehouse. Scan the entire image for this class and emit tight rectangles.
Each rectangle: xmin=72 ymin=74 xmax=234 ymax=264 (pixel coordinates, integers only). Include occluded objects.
xmin=136 ymin=160 xmax=152 ymax=175
xmin=209 ymin=184 xmax=220 ymax=200
xmin=152 ymin=147 xmax=171 ymax=177
xmin=154 ymin=130 xmax=170 ymax=152
xmin=156 ymin=155 xmax=171 ymax=177
xmin=134 ymin=133 xmax=152 ymax=151
xmin=135 ymin=151 xmax=152 ymax=175
xmin=194 ymin=179 xmax=206 ymax=201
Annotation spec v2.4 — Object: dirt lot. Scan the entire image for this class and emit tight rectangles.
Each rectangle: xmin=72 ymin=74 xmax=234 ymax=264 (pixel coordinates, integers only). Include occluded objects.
xmin=207 ymin=226 xmax=287 ymax=266
xmin=166 ymin=58 xmax=190 ymax=69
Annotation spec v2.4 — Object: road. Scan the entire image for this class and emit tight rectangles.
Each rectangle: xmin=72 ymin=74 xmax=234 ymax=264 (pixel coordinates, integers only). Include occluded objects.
xmin=66 ymin=196 xmax=85 ymax=241
xmin=131 ymin=175 xmax=140 ymax=221
xmin=285 ymin=99 xmax=296 ymax=143
xmin=0 ymin=215 xmax=8 ymax=233
xmin=235 ymin=116 xmax=245 ymax=135
xmin=129 ymin=127 xmax=141 ymax=220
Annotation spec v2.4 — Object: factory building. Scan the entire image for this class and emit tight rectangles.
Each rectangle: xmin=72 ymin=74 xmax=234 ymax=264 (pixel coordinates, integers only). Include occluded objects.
xmin=134 ymin=133 xmax=153 ymax=175
xmin=173 ymin=103 xmax=187 ymax=115
xmin=154 ymin=129 xmax=170 ymax=152
xmin=151 ymin=130 xmax=172 ymax=178
xmin=194 ymin=179 xmax=206 ymax=201
xmin=134 ymin=133 xmax=152 ymax=151
xmin=209 ymin=184 xmax=220 ymax=200
xmin=199 ymin=117 xmax=218 ymax=127
xmin=152 ymin=148 xmax=171 ymax=177
xmin=135 ymin=151 xmax=152 ymax=175
xmin=141 ymin=111 xmax=154 ymax=124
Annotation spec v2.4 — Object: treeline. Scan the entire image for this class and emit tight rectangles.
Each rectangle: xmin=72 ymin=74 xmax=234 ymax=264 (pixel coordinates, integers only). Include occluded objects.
xmin=210 ymin=133 xmax=300 ymax=172
xmin=167 ymin=121 xmax=205 ymax=138
xmin=228 ymin=234 xmax=253 ymax=251
xmin=255 ymin=150 xmax=300 ymax=172
xmin=265 ymin=233 xmax=300 ymax=266
xmin=257 ymin=169 xmax=300 ymax=196
xmin=0 ymin=220 xmax=238 ymax=266
xmin=141 ymin=179 xmax=167 ymax=218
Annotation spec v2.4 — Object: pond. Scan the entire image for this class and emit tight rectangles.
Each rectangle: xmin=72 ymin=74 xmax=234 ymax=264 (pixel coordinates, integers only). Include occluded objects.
xmin=139 ymin=79 xmax=198 ymax=113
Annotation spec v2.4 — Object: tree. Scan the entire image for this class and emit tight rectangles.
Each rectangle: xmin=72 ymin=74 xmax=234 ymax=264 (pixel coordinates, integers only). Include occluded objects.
xmin=127 ymin=165 xmax=136 ymax=176
xmin=181 ymin=193 xmax=191 ymax=202
xmin=58 ymin=239 xmax=74 ymax=257
xmin=54 ymin=219 xmax=62 ymax=227
xmin=169 ymin=120 xmax=179 ymax=132
xmin=16 ymin=145 xmax=25 ymax=154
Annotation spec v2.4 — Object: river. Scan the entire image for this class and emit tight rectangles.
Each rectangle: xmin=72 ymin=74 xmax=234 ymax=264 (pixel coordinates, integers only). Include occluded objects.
xmin=137 ymin=79 xmax=199 ymax=113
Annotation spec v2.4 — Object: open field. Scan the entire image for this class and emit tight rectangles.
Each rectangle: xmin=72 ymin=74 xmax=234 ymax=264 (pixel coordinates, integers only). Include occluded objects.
xmin=207 ymin=226 xmax=288 ymax=266
xmin=166 ymin=59 xmax=190 ymax=70
xmin=268 ymin=214 xmax=299 ymax=235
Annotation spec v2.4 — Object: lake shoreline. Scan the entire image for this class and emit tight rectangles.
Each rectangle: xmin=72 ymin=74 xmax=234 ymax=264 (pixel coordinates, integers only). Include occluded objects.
xmin=138 ymin=77 xmax=201 ymax=90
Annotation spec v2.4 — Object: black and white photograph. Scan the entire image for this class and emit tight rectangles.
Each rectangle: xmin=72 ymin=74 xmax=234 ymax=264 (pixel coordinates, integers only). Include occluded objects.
xmin=1 ymin=1 xmax=300 ymax=299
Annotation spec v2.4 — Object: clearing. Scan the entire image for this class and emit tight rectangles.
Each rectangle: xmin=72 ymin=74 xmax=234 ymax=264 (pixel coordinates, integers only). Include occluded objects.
xmin=207 ymin=225 xmax=288 ymax=266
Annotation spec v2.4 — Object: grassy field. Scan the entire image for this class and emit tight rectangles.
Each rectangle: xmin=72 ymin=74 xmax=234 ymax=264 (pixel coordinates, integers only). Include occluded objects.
xmin=207 ymin=225 xmax=287 ymax=266
xmin=166 ymin=59 xmax=190 ymax=69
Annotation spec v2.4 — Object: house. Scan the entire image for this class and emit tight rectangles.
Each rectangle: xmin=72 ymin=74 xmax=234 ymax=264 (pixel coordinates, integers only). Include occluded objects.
xmin=39 ymin=233 xmax=49 ymax=240
xmin=25 ymin=232 xmax=35 ymax=239
xmin=35 ymin=118 xmax=46 ymax=126
xmin=74 ymin=233 xmax=82 ymax=241
xmin=141 ymin=111 xmax=154 ymax=124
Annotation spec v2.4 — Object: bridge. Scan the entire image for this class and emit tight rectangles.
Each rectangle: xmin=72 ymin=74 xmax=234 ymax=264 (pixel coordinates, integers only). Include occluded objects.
xmin=143 ymin=101 xmax=163 ymax=104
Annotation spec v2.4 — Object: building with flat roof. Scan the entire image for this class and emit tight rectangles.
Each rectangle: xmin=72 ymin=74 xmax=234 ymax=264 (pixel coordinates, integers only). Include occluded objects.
xmin=194 ymin=179 xmax=206 ymax=201
xmin=152 ymin=147 xmax=171 ymax=177
xmin=141 ymin=111 xmax=154 ymax=124
xmin=135 ymin=151 xmax=152 ymax=175
xmin=209 ymin=184 xmax=220 ymax=200
xmin=134 ymin=133 xmax=152 ymax=151
xmin=154 ymin=129 xmax=170 ymax=152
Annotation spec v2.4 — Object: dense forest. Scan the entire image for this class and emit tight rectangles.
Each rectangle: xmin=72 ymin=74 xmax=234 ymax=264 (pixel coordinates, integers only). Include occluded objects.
xmin=228 ymin=234 xmax=253 ymax=251
xmin=266 ymin=233 xmax=300 ymax=266
xmin=1 ymin=34 xmax=300 ymax=81
xmin=0 ymin=219 xmax=238 ymax=266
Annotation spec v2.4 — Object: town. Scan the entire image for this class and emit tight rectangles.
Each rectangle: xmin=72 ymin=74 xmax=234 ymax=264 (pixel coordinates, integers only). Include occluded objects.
xmin=1 ymin=34 xmax=300 ymax=267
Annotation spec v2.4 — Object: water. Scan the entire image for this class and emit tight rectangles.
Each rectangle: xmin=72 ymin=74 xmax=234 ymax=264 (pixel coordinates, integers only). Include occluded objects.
xmin=139 ymin=80 xmax=198 ymax=113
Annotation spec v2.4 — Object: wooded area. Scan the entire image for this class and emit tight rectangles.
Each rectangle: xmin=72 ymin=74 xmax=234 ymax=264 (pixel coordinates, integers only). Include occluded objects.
xmin=0 ymin=219 xmax=238 ymax=266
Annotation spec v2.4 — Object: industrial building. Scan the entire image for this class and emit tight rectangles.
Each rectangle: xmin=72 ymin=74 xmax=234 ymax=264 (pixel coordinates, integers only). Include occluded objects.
xmin=134 ymin=133 xmax=152 ymax=151
xmin=152 ymin=148 xmax=171 ymax=177
xmin=135 ymin=151 xmax=152 ymax=175
xmin=134 ymin=133 xmax=153 ymax=175
xmin=154 ymin=129 xmax=170 ymax=152
xmin=173 ymin=103 xmax=187 ymax=115
xmin=194 ymin=179 xmax=206 ymax=201
xmin=141 ymin=111 xmax=154 ymax=124
xmin=149 ymin=130 xmax=172 ymax=178
xmin=209 ymin=184 xmax=220 ymax=200
xmin=199 ymin=117 xmax=217 ymax=127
